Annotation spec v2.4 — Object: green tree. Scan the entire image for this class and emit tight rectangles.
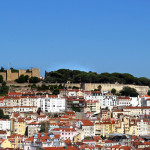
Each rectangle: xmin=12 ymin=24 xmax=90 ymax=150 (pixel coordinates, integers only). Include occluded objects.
xmin=0 ymin=109 xmax=9 ymax=119
xmin=31 ymin=83 xmax=37 ymax=89
xmin=39 ymin=122 xmax=49 ymax=133
xmin=25 ymin=126 xmax=28 ymax=136
xmin=54 ymin=114 xmax=58 ymax=118
xmin=0 ymin=82 xmax=9 ymax=96
xmin=44 ymin=69 xmax=150 ymax=86
xmin=147 ymin=90 xmax=150 ymax=96
xmin=0 ymin=67 xmax=5 ymax=72
xmin=0 ymin=109 xmax=4 ymax=118
xmin=72 ymin=104 xmax=80 ymax=112
xmin=98 ymin=85 xmax=102 ymax=91
xmin=84 ymin=136 xmax=92 ymax=139
xmin=29 ymin=77 xmax=41 ymax=83
xmin=10 ymin=68 xmax=19 ymax=73
xmin=0 ymin=75 xmax=3 ymax=83
xmin=120 ymin=86 xmax=138 ymax=97
xmin=15 ymin=75 xmax=29 ymax=83
xmin=40 ymin=122 xmax=45 ymax=132
xmin=52 ymin=89 xmax=59 ymax=95
xmin=111 ymin=88 xmax=116 ymax=95
xmin=72 ymin=86 xmax=79 ymax=89
xmin=101 ymin=135 xmax=107 ymax=140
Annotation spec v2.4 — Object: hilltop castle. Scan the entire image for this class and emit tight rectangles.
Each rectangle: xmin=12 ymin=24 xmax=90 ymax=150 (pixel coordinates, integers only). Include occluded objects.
xmin=0 ymin=68 xmax=40 ymax=82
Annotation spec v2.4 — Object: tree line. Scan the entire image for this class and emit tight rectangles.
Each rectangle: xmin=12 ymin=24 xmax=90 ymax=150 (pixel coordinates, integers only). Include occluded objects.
xmin=111 ymin=86 xmax=138 ymax=97
xmin=15 ymin=75 xmax=41 ymax=83
xmin=45 ymin=69 xmax=150 ymax=86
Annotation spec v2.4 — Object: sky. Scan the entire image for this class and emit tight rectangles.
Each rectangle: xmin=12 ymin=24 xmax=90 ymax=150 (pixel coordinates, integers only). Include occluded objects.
xmin=0 ymin=1 xmax=150 ymax=77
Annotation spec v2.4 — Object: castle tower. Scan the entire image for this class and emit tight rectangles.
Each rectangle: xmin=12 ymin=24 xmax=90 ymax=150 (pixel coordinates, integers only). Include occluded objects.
xmin=31 ymin=68 xmax=40 ymax=78
xmin=6 ymin=69 xmax=11 ymax=81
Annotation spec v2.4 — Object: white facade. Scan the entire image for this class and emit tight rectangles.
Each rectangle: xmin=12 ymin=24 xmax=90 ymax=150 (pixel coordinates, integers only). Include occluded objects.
xmin=137 ymin=120 xmax=150 ymax=136
xmin=76 ymin=120 xmax=95 ymax=139
xmin=13 ymin=106 xmax=37 ymax=113
xmin=117 ymin=97 xmax=131 ymax=106
xmin=101 ymin=96 xmax=117 ymax=108
xmin=130 ymin=97 xmax=139 ymax=106
xmin=37 ymin=95 xmax=66 ymax=113
xmin=0 ymin=119 xmax=11 ymax=131
xmin=84 ymin=93 xmax=117 ymax=110
xmin=142 ymin=107 xmax=150 ymax=115
xmin=82 ymin=125 xmax=95 ymax=138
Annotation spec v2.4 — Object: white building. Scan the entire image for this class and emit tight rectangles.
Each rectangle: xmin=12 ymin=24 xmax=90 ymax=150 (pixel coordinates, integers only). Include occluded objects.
xmin=0 ymin=119 xmax=11 ymax=131
xmin=130 ymin=97 xmax=139 ymax=106
xmin=76 ymin=120 xmax=95 ymax=139
xmin=37 ymin=95 xmax=66 ymax=113
xmin=137 ymin=119 xmax=150 ymax=136
xmin=13 ymin=106 xmax=37 ymax=113
xmin=101 ymin=95 xmax=117 ymax=109
xmin=84 ymin=91 xmax=117 ymax=110
xmin=141 ymin=95 xmax=150 ymax=106
xmin=117 ymin=96 xmax=131 ymax=106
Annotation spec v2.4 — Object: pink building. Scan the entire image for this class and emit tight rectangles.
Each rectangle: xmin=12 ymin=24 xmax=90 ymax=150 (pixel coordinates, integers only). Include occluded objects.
xmin=52 ymin=128 xmax=78 ymax=141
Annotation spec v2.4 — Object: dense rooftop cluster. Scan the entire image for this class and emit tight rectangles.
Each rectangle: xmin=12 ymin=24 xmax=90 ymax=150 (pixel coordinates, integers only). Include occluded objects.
xmin=0 ymin=88 xmax=150 ymax=149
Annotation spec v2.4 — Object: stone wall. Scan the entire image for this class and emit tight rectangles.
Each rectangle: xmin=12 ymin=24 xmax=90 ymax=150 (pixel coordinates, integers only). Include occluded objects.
xmin=19 ymin=69 xmax=32 ymax=78
xmin=32 ymin=68 xmax=40 ymax=78
xmin=1 ymin=68 xmax=40 ymax=82
xmin=7 ymin=70 xmax=12 ymax=81
xmin=10 ymin=72 xmax=19 ymax=81
xmin=18 ymin=69 xmax=26 ymax=76
xmin=24 ymin=73 xmax=32 ymax=78
xmin=84 ymin=83 xmax=149 ymax=95
xmin=0 ymin=72 xmax=6 ymax=81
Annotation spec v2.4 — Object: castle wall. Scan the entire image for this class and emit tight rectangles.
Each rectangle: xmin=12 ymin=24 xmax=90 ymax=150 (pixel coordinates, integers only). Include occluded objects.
xmin=0 ymin=72 xmax=6 ymax=81
xmin=19 ymin=69 xmax=26 ymax=76
xmin=10 ymin=73 xmax=19 ymax=81
xmin=32 ymin=68 xmax=40 ymax=78
xmin=7 ymin=70 xmax=12 ymax=81
xmin=1 ymin=68 xmax=40 ymax=82
xmin=6 ymin=70 xmax=19 ymax=81
xmin=24 ymin=73 xmax=32 ymax=78
xmin=19 ymin=69 xmax=33 ymax=78
xmin=84 ymin=83 xmax=149 ymax=95
xmin=6 ymin=82 xmax=149 ymax=95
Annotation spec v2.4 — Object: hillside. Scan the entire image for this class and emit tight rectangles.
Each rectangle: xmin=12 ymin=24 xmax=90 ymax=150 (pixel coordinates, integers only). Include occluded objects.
xmin=45 ymin=69 xmax=150 ymax=86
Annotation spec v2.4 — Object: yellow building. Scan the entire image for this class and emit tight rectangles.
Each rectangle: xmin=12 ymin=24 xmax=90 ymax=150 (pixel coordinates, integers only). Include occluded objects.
xmin=100 ymin=119 xmax=119 ymax=137
xmin=0 ymin=139 xmax=12 ymax=148
xmin=74 ymin=133 xmax=81 ymax=142
xmin=14 ymin=118 xmax=26 ymax=135
xmin=112 ymin=109 xmax=123 ymax=118
xmin=101 ymin=110 xmax=111 ymax=119
xmin=8 ymin=134 xmax=24 ymax=149
xmin=95 ymin=122 xmax=101 ymax=136
xmin=123 ymin=106 xmax=142 ymax=116
xmin=85 ymin=100 xmax=100 ymax=113
xmin=115 ymin=115 xmax=138 ymax=136
xmin=129 ymin=124 xmax=137 ymax=136
xmin=100 ymin=121 xmax=112 ymax=137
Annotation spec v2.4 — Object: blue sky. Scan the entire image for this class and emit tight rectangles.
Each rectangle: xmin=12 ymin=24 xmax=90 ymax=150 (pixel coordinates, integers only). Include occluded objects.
xmin=0 ymin=1 xmax=150 ymax=77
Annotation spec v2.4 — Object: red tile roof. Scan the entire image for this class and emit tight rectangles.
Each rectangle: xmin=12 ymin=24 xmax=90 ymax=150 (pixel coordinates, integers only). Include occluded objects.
xmin=81 ymin=120 xmax=93 ymax=126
